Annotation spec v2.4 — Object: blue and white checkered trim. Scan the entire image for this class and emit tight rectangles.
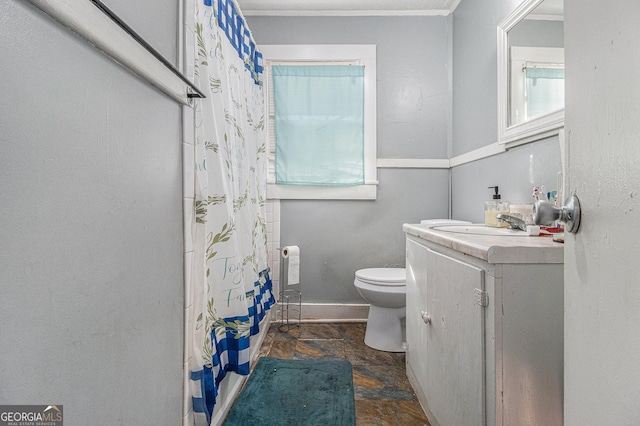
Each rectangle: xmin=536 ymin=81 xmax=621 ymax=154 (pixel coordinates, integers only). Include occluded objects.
xmin=191 ymin=268 xmax=275 ymax=421
xmin=203 ymin=0 xmax=263 ymax=84
xmin=191 ymin=368 xmax=213 ymax=425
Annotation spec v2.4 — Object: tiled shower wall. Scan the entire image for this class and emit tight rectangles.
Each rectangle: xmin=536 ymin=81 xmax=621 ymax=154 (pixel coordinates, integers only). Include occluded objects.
xmin=182 ymin=112 xmax=195 ymax=426
xmin=265 ymin=199 xmax=281 ymax=301
xmin=182 ymin=1 xmax=196 ymax=424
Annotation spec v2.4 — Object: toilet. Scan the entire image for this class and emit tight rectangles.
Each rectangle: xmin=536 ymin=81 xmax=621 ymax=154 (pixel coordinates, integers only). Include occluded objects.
xmin=354 ymin=220 xmax=472 ymax=352
xmin=354 ymin=267 xmax=407 ymax=352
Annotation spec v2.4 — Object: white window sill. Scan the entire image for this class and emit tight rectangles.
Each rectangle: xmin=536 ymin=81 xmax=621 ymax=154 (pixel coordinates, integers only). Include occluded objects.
xmin=267 ymin=183 xmax=377 ymax=200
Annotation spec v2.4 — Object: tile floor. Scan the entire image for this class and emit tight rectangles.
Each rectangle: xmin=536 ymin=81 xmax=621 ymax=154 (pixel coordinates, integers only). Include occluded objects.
xmin=255 ymin=322 xmax=431 ymax=426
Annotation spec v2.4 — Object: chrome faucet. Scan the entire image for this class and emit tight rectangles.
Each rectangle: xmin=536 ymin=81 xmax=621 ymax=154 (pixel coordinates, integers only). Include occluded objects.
xmin=495 ymin=214 xmax=527 ymax=231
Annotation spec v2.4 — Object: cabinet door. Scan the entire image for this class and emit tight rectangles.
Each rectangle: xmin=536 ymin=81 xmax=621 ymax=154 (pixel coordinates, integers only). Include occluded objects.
xmin=406 ymin=238 xmax=430 ymax=401
xmin=426 ymin=248 xmax=485 ymax=426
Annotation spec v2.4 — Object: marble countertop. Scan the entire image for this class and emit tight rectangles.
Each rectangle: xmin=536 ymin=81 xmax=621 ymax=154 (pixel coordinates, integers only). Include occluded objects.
xmin=403 ymin=223 xmax=564 ymax=264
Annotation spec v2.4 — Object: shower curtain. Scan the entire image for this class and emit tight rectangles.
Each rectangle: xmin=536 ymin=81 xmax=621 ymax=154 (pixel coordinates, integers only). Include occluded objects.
xmin=190 ymin=0 xmax=274 ymax=424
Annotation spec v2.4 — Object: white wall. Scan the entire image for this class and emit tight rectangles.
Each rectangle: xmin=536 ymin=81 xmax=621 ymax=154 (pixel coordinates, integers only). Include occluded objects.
xmin=564 ymin=0 xmax=640 ymax=423
xmin=0 ymin=2 xmax=184 ymax=424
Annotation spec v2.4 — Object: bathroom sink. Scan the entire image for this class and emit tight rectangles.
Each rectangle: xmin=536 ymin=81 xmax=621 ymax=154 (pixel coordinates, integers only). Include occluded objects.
xmin=430 ymin=224 xmax=529 ymax=237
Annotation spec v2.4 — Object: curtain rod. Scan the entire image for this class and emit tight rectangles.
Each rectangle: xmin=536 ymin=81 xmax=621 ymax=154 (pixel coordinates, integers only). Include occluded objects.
xmin=90 ymin=0 xmax=205 ymax=100
xmin=27 ymin=0 xmax=205 ymax=105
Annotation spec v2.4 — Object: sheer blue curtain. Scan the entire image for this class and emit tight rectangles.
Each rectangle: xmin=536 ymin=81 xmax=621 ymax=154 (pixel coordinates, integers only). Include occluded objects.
xmin=273 ymin=65 xmax=364 ymax=186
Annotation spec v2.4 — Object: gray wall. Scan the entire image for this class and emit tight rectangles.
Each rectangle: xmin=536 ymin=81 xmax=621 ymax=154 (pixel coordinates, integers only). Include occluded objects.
xmin=280 ymin=169 xmax=449 ymax=303
xmin=509 ymin=19 xmax=564 ymax=48
xmin=452 ymin=0 xmax=520 ymax=155
xmin=0 ymin=2 xmax=183 ymax=424
xmin=248 ymin=17 xmax=451 ymax=303
xmin=452 ymin=136 xmax=561 ymax=223
xmin=451 ymin=0 xmax=562 ymax=222
xmin=102 ymin=0 xmax=178 ymax=61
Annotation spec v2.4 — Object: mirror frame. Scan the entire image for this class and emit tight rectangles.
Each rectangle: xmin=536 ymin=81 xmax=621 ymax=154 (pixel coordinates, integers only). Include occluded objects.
xmin=497 ymin=0 xmax=564 ymax=146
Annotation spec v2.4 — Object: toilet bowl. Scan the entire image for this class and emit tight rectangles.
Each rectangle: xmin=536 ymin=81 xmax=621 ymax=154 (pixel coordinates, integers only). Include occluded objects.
xmin=354 ymin=220 xmax=471 ymax=352
xmin=354 ymin=267 xmax=406 ymax=352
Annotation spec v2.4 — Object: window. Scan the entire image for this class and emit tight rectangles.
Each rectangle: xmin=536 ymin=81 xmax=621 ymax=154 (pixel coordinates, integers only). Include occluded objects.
xmin=273 ymin=65 xmax=365 ymax=186
xmin=261 ymin=45 xmax=377 ymax=200
xmin=510 ymin=46 xmax=564 ymax=126
xmin=523 ymin=65 xmax=564 ymax=121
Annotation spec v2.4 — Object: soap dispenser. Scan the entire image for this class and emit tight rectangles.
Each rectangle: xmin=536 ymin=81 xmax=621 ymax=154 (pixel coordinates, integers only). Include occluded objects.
xmin=485 ymin=186 xmax=510 ymax=227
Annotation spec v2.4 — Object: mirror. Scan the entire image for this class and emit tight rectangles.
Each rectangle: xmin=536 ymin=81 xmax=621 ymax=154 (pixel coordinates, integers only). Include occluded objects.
xmin=498 ymin=0 xmax=564 ymax=146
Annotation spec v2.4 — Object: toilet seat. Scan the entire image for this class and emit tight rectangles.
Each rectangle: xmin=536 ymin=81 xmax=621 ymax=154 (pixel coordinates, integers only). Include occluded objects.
xmin=355 ymin=268 xmax=405 ymax=286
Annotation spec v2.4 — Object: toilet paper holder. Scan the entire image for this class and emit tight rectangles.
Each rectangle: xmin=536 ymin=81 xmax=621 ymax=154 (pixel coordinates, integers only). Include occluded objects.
xmin=277 ymin=247 xmax=301 ymax=332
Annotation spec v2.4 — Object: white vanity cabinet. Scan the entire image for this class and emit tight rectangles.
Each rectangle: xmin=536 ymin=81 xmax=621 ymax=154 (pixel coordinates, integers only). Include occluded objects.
xmin=404 ymin=226 xmax=563 ymax=426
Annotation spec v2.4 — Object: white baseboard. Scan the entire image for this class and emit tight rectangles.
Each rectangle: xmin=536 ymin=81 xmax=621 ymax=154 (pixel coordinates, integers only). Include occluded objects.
xmin=274 ymin=303 xmax=370 ymax=323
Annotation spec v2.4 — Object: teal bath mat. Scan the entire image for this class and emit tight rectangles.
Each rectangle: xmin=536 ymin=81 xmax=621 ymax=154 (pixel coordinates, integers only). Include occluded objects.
xmin=223 ymin=357 xmax=356 ymax=426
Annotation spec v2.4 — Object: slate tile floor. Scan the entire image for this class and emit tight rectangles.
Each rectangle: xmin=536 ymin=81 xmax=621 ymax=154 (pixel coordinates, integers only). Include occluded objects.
xmin=255 ymin=322 xmax=431 ymax=426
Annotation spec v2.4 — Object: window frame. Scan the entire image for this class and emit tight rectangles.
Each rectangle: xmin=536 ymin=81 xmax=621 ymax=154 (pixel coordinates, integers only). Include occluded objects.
xmin=260 ymin=45 xmax=377 ymax=200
